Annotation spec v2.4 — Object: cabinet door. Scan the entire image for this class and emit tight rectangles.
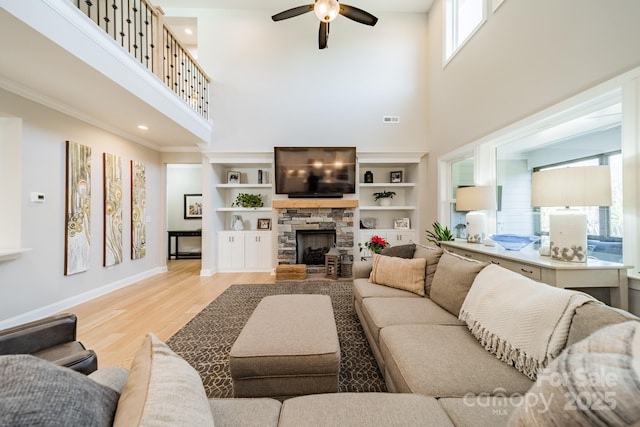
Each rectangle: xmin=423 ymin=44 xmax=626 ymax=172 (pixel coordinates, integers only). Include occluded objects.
xmin=387 ymin=231 xmax=417 ymax=246
xmin=245 ymin=232 xmax=272 ymax=271
xmin=218 ymin=232 xmax=245 ymax=271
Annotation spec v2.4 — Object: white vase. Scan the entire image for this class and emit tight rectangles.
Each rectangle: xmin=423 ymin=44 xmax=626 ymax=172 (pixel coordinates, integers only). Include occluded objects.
xmin=379 ymin=198 xmax=391 ymax=206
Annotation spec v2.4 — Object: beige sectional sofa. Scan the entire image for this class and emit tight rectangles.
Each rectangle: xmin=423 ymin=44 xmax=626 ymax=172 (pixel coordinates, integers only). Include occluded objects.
xmin=2 ymin=243 xmax=639 ymax=426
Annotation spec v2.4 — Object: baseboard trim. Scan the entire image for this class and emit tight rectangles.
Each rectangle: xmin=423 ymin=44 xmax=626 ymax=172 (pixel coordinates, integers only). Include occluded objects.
xmin=0 ymin=266 xmax=166 ymax=330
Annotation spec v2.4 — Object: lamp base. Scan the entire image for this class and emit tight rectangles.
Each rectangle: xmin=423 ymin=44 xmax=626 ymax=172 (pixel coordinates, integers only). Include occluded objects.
xmin=466 ymin=211 xmax=486 ymax=244
xmin=549 ymin=209 xmax=587 ymax=263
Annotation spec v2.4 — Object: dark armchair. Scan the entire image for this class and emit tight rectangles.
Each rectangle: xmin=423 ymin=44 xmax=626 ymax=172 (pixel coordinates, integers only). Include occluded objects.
xmin=0 ymin=313 xmax=97 ymax=374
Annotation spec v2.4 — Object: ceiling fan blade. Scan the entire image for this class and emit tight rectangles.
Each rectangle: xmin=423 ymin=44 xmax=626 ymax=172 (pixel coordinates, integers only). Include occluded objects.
xmin=319 ymin=22 xmax=329 ymax=49
xmin=272 ymin=4 xmax=314 ymax=21
xmin=339 ymin=4 xmax=378 ymax=26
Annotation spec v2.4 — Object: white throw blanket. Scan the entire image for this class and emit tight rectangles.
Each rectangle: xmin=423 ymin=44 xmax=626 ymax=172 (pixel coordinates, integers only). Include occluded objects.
xmin=459 ymin=264 xmax=594 ymax=380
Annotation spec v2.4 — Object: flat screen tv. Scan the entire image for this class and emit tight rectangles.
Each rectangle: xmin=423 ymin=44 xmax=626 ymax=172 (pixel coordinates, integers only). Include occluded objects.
xmin=274 ymin=147 xmax=357 ymax=197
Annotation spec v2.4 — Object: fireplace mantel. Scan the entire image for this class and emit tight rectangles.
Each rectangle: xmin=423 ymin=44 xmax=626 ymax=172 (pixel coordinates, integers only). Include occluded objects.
xmin=272 ymin=199 xmax=359 ymax=209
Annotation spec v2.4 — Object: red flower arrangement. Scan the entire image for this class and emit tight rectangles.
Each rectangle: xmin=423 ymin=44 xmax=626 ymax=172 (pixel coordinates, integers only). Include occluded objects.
xmin=359 ymin=235 xmax=390 ymax=254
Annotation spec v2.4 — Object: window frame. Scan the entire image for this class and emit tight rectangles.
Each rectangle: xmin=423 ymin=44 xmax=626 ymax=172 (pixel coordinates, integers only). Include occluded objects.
xmin=443 ymin=0 xmax=488 ymax=65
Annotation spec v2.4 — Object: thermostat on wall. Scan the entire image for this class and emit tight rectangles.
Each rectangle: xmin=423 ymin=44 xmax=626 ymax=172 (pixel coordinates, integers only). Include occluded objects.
xmin=30 ymin=192 xmax=45 ymax=203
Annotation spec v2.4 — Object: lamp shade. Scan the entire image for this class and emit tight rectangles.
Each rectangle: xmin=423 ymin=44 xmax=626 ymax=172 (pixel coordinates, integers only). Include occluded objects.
xmin=531 ymin=165 xmax=612 ymax=207
xmin=455 ymin=186 xmax=496 ymax=211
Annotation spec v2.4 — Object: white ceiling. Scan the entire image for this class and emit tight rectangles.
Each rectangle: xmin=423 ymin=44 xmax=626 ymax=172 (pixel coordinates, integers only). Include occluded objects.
xmin=158 ymin=1 xmax=435 ymax=13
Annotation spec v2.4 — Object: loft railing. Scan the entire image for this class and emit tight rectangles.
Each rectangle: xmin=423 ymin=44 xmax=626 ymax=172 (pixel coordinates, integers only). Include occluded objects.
xmin=71 ymin=0 xmax=210 ymax=119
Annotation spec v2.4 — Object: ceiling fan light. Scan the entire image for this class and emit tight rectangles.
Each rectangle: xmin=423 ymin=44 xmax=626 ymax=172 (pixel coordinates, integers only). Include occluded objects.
xmin=314 ymin=0 xmax=340 ymax=23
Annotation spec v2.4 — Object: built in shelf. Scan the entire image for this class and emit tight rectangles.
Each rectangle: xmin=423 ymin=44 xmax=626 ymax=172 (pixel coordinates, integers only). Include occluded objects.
xmin=359 ymin=183 xmax=416 ymax=188
xmin=360 ymin=206 xmax=417 ymax=211
xmin=272 ymin=199 xmax=359 ymax=209
xmin=216 ymin=207 xmax=272 ymax=212
xmin=216 ymin=184 xmax=272 ymax=188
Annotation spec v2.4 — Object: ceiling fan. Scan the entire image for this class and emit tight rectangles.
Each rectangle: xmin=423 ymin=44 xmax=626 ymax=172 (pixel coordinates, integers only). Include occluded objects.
xmin=272 ymin=0 xmax=378 ymax=50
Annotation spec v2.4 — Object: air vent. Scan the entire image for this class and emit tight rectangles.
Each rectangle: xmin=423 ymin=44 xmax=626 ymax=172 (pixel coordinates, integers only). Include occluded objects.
xmin=383 ymin=116 xmax=400 ymax=123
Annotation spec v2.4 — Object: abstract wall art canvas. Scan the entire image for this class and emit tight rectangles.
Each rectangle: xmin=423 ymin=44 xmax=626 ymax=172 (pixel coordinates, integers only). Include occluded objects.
xmin=131 ymin=160 xmax=146 ymax=260
xmin=103 ymin=153 xmax=123 ymax=267
xmin=64 ymin=141 xmax=91 ymax=276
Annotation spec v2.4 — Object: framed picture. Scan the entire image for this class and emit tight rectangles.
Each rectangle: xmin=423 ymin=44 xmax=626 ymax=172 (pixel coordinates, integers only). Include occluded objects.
xmin=390 ymin=171 xmax=403 ymax=183
xmin=184 ymin=194 xmax=203 ymax=219
xmin=227 ymin=171 xmax=240 ymax=184
xmin=394 ymin=217 xmax=410 ymax=230
xmin=257 ymin=218 xmax=271 ymax=230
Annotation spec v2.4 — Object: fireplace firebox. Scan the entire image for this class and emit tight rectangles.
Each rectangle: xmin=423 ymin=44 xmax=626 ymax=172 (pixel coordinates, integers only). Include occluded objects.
xmin=296 ymin=230 xmax=336 ymax=265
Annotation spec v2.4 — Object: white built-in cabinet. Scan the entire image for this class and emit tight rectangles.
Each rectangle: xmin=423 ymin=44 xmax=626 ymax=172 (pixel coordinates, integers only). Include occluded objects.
xmin=205 ymin=152 xmax=425 ymax=272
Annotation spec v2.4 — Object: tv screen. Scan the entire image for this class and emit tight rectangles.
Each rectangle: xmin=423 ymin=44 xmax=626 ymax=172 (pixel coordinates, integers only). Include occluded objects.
xmin=274 ymin=147 xmax=357 ymax=196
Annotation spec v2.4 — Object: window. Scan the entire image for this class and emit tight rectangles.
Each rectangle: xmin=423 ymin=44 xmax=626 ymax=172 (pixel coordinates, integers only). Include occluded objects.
xmin=449 ymin=156 xmax=475 ymax=239
xmin=444 ymin=0 xmax=486 ymax=61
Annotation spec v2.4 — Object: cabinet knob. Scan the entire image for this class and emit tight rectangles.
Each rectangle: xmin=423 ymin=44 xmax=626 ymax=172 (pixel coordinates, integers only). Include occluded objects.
xmin=491 ymin=260 xmax=501 ymax=265
xmin=521 ymin=268 xmax=534 ymax=274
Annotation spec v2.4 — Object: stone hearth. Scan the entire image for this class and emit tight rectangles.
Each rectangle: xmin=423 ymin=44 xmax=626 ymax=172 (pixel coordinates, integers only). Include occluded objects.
xmin=277 ymin=208 xmax=354 ymax=274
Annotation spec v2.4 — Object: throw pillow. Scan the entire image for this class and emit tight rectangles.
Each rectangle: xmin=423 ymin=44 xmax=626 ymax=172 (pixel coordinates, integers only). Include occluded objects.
xmin=0 ymin=354 xmax=119 ymax=427
xmin=369 ymin=254 xmax=427 ymax=296
xmin=413 ymin=243 xmax=443 ymax=296
xmin=429 ymin=251 xmax=487 ymax=315
xmin=508 ymin=321 xmax=640 ymax=427
xmin=113 ymin=333 xmax=215 ymax=427
xmin=381 ymin=243 xmax=416 ymax=259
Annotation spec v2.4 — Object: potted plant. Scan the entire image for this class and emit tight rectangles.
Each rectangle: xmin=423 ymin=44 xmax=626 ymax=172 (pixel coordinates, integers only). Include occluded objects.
xmin=372 ymin=191 xmax=396 ymax=206
xmin=358 ymin=235 xmax=390 ymax=256
xmin=426 ymin=221 xmax=454 ymax=247
xmin=232 ymin=193 xmax=264 ymax=208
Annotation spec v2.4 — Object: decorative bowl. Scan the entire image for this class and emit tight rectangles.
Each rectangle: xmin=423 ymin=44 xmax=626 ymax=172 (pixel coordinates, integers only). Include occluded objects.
xmin=489 ymin=234 xmax=540 ymax=251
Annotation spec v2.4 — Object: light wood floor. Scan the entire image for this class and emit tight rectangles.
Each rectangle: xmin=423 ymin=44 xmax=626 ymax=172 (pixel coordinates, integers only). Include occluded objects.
xmin=67 ymin=260 xmax=275 ymax=369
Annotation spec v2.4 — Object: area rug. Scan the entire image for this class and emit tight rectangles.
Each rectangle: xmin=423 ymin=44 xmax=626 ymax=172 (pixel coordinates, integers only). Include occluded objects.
xmin=166 ymin=281 xmax=387 ymax=398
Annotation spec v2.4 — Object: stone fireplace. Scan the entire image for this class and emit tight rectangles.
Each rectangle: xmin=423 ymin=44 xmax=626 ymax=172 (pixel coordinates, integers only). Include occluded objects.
xmin=296 ymin=230 xmax=336 ymax=265
xmin=277 ymin=207 xmax=354 ymax=274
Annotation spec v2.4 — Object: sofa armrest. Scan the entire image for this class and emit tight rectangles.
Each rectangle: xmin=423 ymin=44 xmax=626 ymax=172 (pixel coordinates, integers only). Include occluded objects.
xmin=0 ymin=313 xmax=78 ymax=355
xmin=353 ymin=260 xmax=373 ymax=279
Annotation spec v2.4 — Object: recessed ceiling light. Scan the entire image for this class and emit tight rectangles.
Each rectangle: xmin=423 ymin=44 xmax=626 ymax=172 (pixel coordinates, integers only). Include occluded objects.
xmin=137 ymin=125 xmax=148 ymax=130
xmin=185 ymin=28 xmax=193 ymax=35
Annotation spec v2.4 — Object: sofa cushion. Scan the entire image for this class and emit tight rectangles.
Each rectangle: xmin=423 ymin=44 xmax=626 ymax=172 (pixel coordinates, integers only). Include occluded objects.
xmin=430 ymin=252 xmax=487 ymax=315
xmin=381 ymin=243 xmax=416 ymax=259
xmin=209 ymin=398 xmax=281 ymax=427
xmin=113 ymin=333 xmax=215 ymax=427
xmin=440 ymin=397 xmax=520 ymax=427
xmin=0 ymin=355 xmax=119 ymax=427
xmin=566 ymin=301 xmax=638 ymax=346
xmin=508 ymin=321 xmax=640 ymax=427
xmin=379 ymin=324 xmax=533 ymax=397
xmin=88 ymin=367 xmax=129 ymax=393
xmin=353 ymin=278 xmax=421 ymax=307
xmin=279 ymin=393 xmax=454 ymax=427
xmin=413 ymin=243 xmax=443 ymax=295
xmin=370 ymin=254 xmax=427 ymax=296
xmin=362 ymin=297 xmax=464 ymax=345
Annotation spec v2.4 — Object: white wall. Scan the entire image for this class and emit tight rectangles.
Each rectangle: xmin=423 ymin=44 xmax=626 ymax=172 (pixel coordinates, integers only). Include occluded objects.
xmin=164 ymin=8 xmax=430 ymax=153
xmin=0 ymin=89 xmax=165 ymax=326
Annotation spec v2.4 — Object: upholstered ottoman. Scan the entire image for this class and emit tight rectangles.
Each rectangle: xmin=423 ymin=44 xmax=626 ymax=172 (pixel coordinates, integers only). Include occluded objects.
xmin=229 ymin=294 xmax=341 ymax=399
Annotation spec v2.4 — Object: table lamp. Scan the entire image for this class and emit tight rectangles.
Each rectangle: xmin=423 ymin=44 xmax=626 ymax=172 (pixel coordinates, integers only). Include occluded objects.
xmin=531 ymin=165 xmax=611 ymax=262
xmin=455 ymin=186 xmax=496 ymax=243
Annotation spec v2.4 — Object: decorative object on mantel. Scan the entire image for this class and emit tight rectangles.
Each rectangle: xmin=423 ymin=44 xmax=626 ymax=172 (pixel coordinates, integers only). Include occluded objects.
xmin=455 ymin=186 xmax=497 ymax=244
xmin=271 ymin=0 xmax=378 ymax=50
xmin=232 ymin=193 xmax=264 ymax=208
xmin=359 ymin=235 xmax=390 ymax=255
xmin=425 ymin=221 xmax=454 ymax=247
xmin=364 ymin=170 xmax=373 ymax=183
xmin=531 ymin=166 xmax=611 ymax=263
xmin=373 ymin=190 xmax=396 ymax=206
